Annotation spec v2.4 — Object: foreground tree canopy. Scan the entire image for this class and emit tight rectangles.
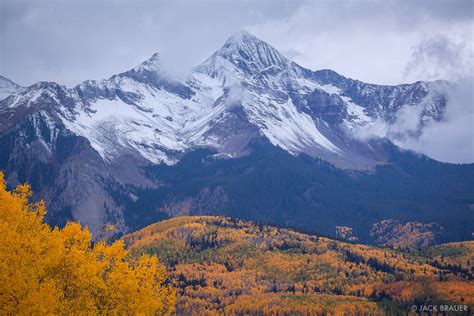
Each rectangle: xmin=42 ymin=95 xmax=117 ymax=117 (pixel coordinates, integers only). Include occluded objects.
xmin=0 ymin=172 xmax=176 ymax=315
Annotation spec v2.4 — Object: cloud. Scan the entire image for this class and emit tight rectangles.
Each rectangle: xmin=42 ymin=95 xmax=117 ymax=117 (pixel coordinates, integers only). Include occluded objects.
xmin=352 ymin=80 xmax=473 ymax=164
xmin=351 ymin=118 xmax=388 ymax=140
xmin=351 ymin=81 xmax=474 ymax=163
xmin=248 ymin=0 xmax=472 ymax=84
xmin=394 ymin=78 xmax=474 ymax=163
xmin=224 ymin=83 xmax=248 ymax=109
xmin=347 ymin=31 xmax=473 ymax=163
xmin=404 ymin=34 xmax=473 ymax=82
xmin=395 ymin=35 xmax=473 ymax=163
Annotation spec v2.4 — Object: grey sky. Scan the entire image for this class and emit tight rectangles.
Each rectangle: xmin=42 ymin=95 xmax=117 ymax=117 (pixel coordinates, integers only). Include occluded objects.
xmin=1 ymin=0 xmax=472 ymax=87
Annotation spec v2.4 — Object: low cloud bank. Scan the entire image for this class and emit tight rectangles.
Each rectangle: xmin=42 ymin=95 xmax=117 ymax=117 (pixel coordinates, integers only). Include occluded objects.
xmin=353 ymin=35 xmax=473 ymax=164
xmin=394 ymin=78 xmax=473 ymax=163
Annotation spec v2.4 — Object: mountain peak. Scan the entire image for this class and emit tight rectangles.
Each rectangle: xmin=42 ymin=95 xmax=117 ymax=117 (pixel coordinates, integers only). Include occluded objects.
xmin=205 ymin=30 xmax=291 ymax=77
xmin=0 ymin=75 xmax=21 ymax=88
xmin=113 ymin=51 xmax=163 ymax=80
xmin=0 ymin=75 xmax=23 ymax=100
xmin=133 ymin=52 xmax=161 ymax=72
xmin=223 ymin=30 xmax=260 ymax=46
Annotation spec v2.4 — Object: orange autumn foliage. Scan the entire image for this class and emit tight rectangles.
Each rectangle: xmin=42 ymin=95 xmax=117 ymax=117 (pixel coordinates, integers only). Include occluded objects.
xmin=124 ymin=216 xmax=473 ymax=315
xmin=0 ymin=172 xmax=176 ymax=315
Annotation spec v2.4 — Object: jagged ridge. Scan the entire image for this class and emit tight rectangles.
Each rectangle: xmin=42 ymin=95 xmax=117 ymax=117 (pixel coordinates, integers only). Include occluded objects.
xmin=0 ymin=31 xmax=449 ymax=169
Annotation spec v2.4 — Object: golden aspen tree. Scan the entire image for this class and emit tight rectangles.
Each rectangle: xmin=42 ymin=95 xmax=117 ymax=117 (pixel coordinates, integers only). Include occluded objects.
xmin=0 ymin=172 xmax=176 ymax=315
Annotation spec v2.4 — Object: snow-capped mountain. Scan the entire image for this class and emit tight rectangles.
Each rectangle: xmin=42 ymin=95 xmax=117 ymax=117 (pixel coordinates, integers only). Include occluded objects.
xmin=0 ymin=31 xmax=448 ymax=169
xmin=1 ymin=31 xmax=467 ymax=240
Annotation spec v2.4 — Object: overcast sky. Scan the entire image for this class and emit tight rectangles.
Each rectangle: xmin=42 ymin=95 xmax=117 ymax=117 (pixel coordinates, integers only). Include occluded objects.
xmin=1 ymin=0 xmax=472 ymax=87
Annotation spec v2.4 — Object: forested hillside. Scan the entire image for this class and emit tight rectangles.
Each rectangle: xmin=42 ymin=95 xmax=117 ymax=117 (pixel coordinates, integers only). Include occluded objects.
xmin=116 ymin=142 xmax=474 ymax=245
xmin=1 ymin=171 xmax=472 ymax=315
xmin=124 ymin=216 xmax=474 ymax=315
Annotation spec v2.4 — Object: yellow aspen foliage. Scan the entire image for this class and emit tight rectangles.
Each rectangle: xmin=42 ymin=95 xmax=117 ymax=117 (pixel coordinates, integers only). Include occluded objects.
xmin=0 ymin=172 xmax=176 ymax=315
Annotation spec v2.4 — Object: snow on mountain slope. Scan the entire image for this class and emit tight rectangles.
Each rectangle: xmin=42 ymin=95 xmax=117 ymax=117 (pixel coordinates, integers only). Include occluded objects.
xmin=0 ymin=31 xmax=449 ymax=169
xmin=243 ymin=89 xmax=341 ymax=154
xmin=0 ymin=76 xmax=23 ymax=101
xmin=46 ymin=53 xmax=222 ymax=164
xmin=65 ymin=79 xmax=192 ymax=164
xmin=193 ymin=31 xmax=344 ymax=158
